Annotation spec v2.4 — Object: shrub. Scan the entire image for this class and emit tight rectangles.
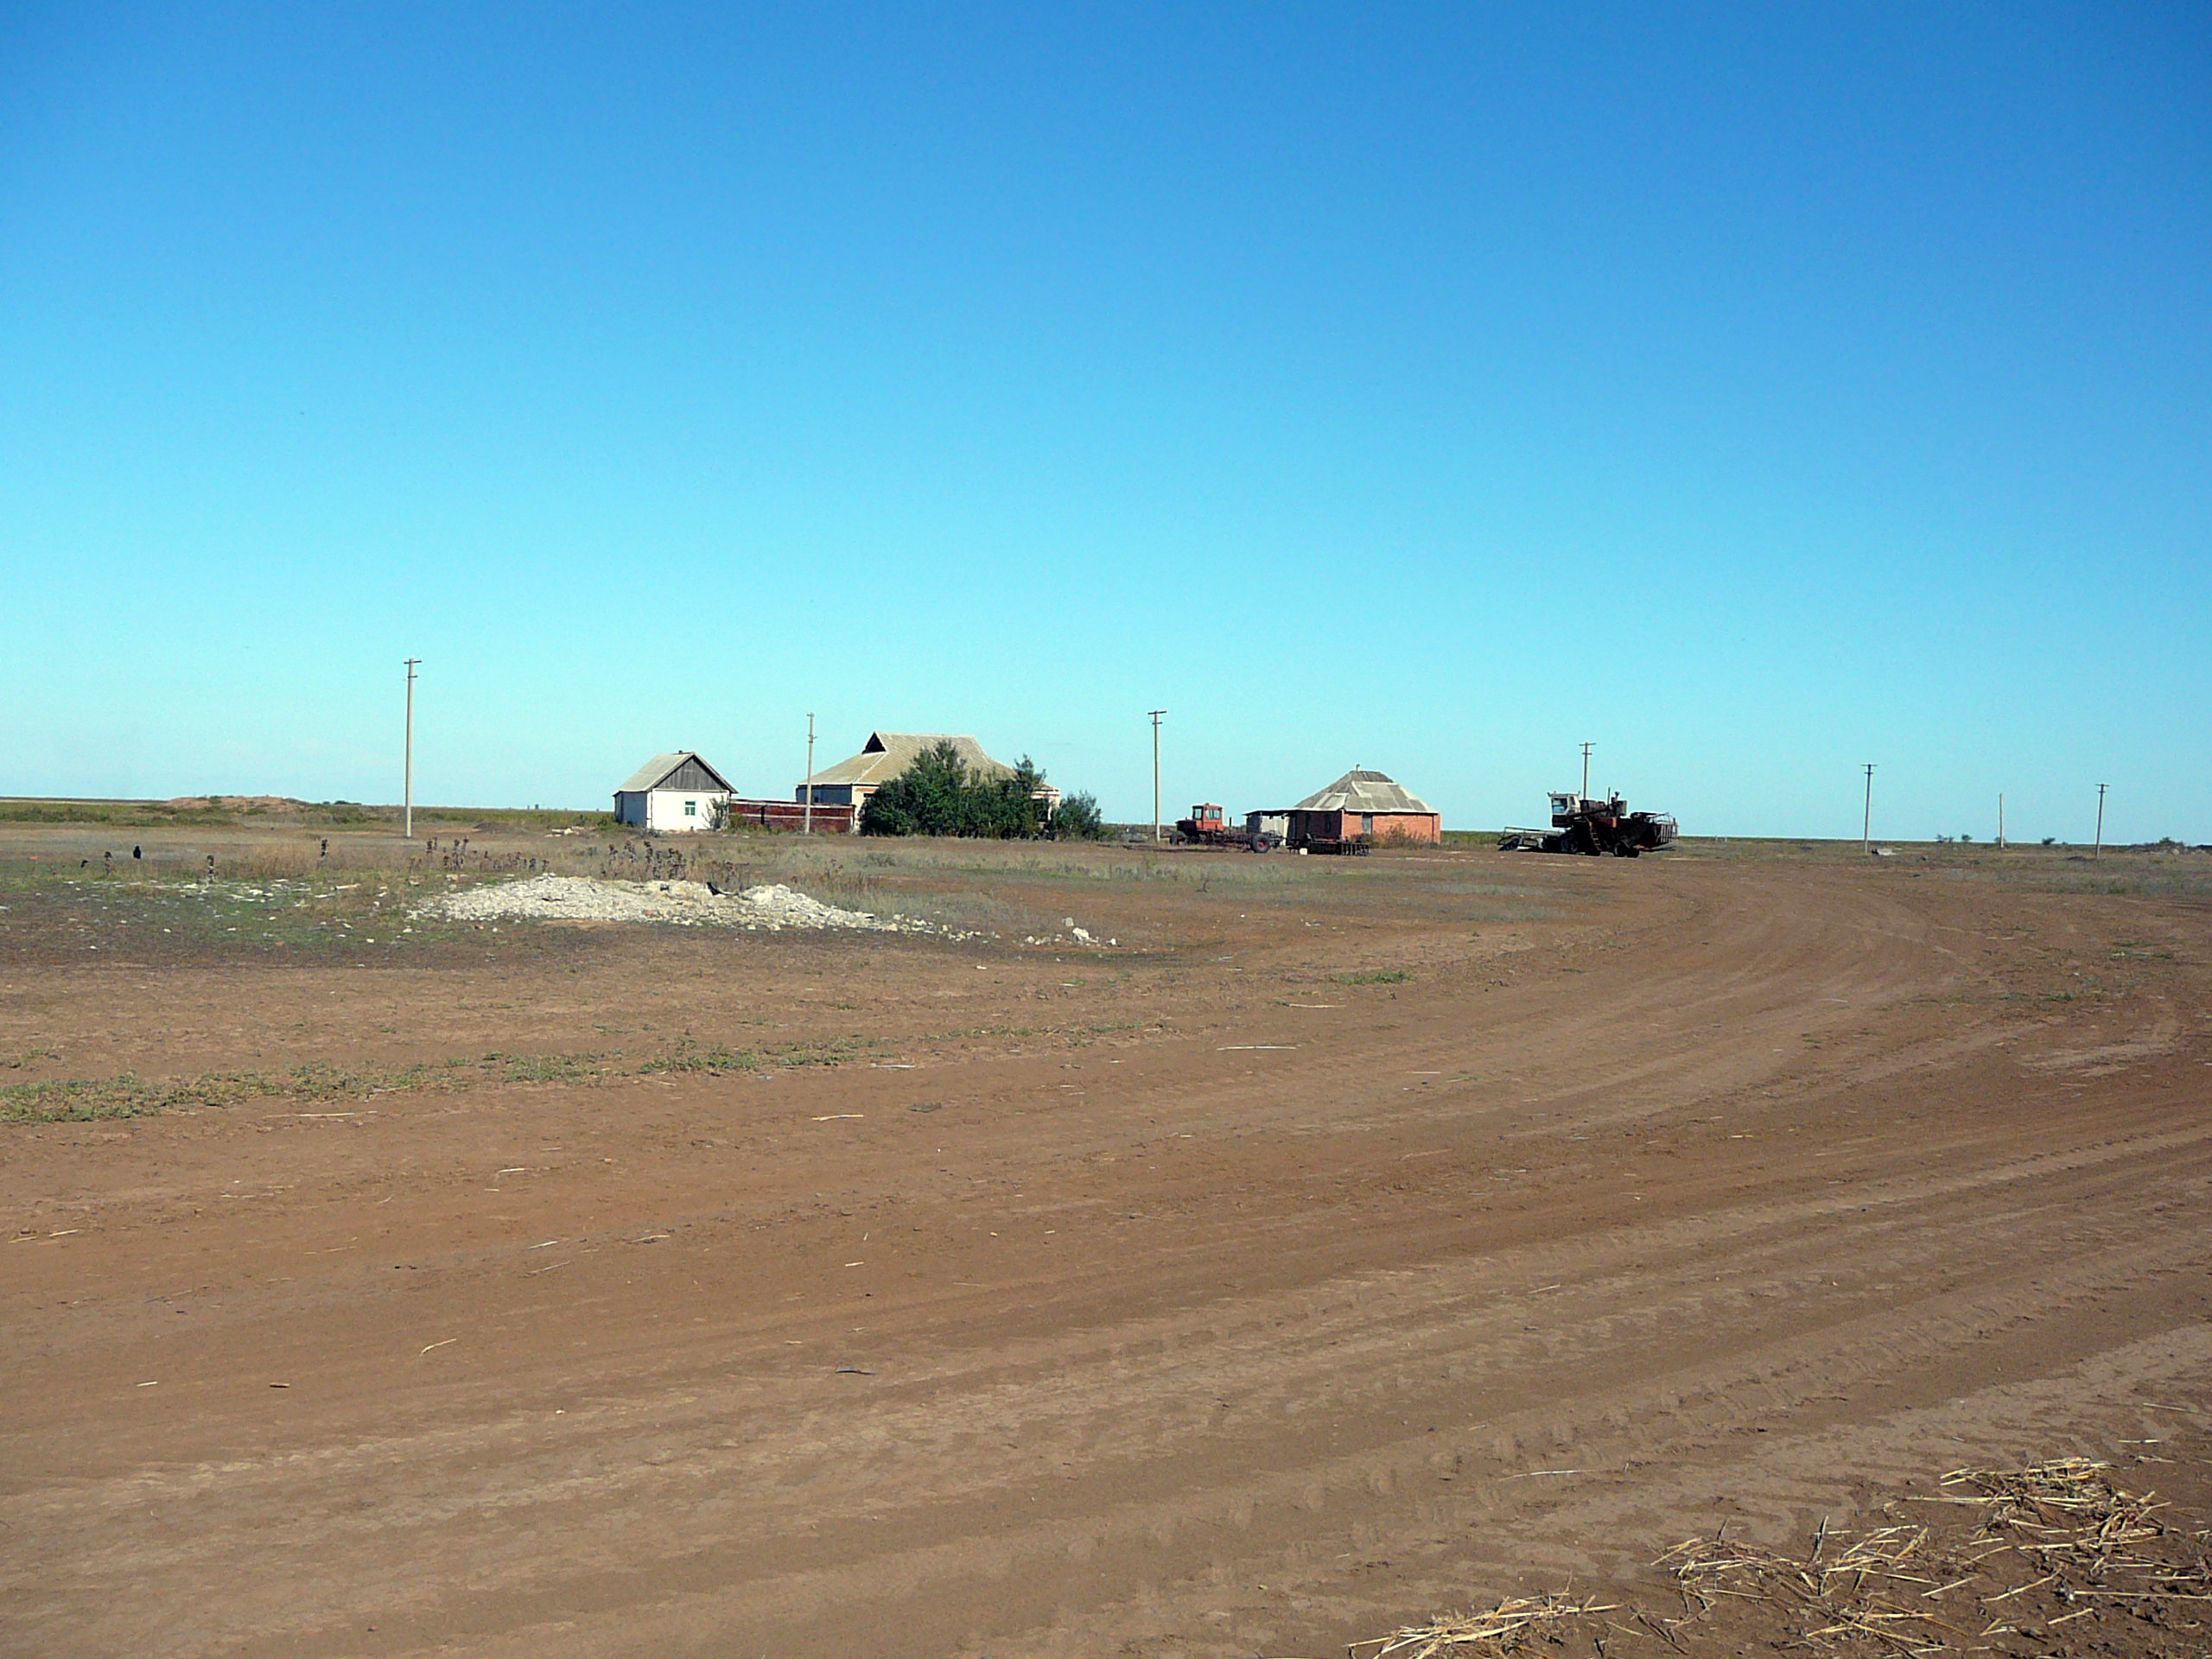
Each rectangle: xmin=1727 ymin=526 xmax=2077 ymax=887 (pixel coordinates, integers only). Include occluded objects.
xmin=859 ymin=742 xmax=1071 ymax=840
xmin=861 ymin=741 xmax=972 ymax=836
xmin=1051 ymin=791 xmax=1109 ymax=841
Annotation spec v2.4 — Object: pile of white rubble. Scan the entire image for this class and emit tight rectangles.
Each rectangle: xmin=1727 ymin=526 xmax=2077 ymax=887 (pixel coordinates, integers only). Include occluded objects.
xmin=421 ymin=874 xmax=947 ymax=935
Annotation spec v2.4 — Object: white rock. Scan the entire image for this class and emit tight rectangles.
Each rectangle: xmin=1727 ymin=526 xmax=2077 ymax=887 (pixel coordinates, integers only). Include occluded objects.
xmin=417 ymin=874 xmax=925 ymax=935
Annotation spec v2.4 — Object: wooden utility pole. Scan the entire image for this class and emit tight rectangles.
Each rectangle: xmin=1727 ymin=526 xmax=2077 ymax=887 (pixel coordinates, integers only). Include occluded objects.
xmin=1998 ymin=793 xmax=2005 ymax=850
xmin=1148 ymin=710 xmax=1166 ymax=845
xmin=403 ymin=658 xmax=421 ymax=840
xmin=2094 ymin=783 xmax=2107 ymax=859
xmin=1580 ymin=741 xmax=1593 ymax=803
xmin=1862 ymin=763 xmax=1875 ymax=855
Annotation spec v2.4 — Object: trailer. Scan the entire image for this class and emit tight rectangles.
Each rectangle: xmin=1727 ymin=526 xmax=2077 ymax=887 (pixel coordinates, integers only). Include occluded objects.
xmin=1294 ymin=835 xmax=1371 ymax=855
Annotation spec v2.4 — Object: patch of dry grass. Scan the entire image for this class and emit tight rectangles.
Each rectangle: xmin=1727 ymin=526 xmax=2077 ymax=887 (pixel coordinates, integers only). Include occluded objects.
xmin=1 ymin=1036 xmax=881 ymax=1124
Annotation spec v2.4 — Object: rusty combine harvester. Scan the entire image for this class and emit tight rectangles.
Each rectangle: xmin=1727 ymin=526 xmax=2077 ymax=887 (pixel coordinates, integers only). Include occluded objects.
xmin=1500 ymin=792 xmax=1677 ymax=857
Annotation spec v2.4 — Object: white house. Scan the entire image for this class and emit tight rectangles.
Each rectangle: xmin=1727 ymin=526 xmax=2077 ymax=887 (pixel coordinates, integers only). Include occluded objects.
xmin=613 ymin=753 xmax=734 ymax=833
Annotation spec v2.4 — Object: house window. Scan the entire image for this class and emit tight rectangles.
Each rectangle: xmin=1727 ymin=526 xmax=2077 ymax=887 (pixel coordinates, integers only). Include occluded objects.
xmin=1361 ymin=814 xmax=1374 ymax=835
xmin=684 ymin=799 xmax=697 ymax=817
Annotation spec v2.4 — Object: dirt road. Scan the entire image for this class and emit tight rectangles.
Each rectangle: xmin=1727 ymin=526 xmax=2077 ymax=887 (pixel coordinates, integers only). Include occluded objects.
xmin=3 ymin=842 xmax=2207 ymax=1657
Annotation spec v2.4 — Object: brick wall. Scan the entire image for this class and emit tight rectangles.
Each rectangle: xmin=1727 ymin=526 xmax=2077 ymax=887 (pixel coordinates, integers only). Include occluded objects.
xmin=727 ymin=798 xmax=858 ymax=834
xmin=1370 ymin=812 xmax=1442 ymax=843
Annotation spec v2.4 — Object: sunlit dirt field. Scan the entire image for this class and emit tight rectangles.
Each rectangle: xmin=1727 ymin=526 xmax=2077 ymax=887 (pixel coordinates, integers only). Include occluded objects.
xmin=3 ymin=825 xmax=2208 ymax=1658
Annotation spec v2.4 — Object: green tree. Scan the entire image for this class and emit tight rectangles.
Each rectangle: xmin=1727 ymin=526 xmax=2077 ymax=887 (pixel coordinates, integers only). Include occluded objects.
xmin=1049 ymin=791 xmax=1107 ymax=841
xmin=962 ymin=756 xmax=1046 ymax=839
xmin=859 ymin=746 xmax=1082 ymax=840
xmin=859 ymin=740 xmax=969 ymax=836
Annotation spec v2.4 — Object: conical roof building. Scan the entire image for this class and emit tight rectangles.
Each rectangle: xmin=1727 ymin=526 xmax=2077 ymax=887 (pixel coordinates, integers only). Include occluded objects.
xmin=1287 ymin=767 xmax=1440 ymax=846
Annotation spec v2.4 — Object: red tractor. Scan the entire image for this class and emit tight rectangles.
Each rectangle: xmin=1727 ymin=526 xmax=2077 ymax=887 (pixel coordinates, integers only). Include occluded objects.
xmin=1173 ymin=804 xmax=1279 ymax=852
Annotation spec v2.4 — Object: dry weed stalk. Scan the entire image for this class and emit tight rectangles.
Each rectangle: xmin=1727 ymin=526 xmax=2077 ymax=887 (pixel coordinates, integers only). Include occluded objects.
xmin=1937 ymin=1458 xmax=2211 ymax=1606
xmin=1657 ymin=1524 xmax=1969 ymax=1656
xmin=1339 ymin=1459 xmax=2207 ymax=1659
xmin=1345 ymin=1591 xmax=1619 ymax=1658
xmin=1652 ymin=1459 xmax=2211 ymax=1652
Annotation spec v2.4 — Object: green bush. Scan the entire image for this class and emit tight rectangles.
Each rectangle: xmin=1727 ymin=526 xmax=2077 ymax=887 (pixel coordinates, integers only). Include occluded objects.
xmin=1050 ymin=791 xmax=1108 ymax=841
xmin=859 ymin=742 xmax=1082 ymax=840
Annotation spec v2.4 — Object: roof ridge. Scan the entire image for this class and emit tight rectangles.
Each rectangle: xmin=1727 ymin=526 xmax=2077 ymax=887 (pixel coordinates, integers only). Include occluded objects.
xmin=617 ymin=752 xmax=733 ymax=794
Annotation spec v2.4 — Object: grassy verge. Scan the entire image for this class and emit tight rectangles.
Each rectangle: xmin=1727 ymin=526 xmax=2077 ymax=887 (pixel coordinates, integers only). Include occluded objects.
xmin=0 ymin=870 xmax=459 ymax=957
xmin=0 ymin=1038 xmax=883 ymax=1125
xmin=0 ymin=798 xmax=620 ymax=832
xmin=636 ymin=1034 xmax=882 ymax=1076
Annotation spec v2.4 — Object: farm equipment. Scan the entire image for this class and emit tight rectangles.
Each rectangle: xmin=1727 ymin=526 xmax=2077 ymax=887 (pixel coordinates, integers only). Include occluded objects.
xmin=1295 ymin=834 xmax=1370 ymax=855
xmin=1173 ymin=804 xmax=1280 ymax=852
xmin=1499 ymin=792 xmax=1677 ymax=857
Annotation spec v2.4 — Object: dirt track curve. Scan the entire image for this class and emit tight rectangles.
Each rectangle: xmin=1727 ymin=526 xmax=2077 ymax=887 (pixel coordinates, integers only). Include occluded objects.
xmin=3 ymin=845 xmax=2208 ymax=1657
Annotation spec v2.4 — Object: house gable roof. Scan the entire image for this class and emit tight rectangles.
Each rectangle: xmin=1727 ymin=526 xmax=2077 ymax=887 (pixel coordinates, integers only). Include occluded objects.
xmin=1291 ymin=768 xmax=1437 ymax=816
xmin=804 ymin=732 xmax=1012 ymax=789
xmin=618 ymin=752 xmax=734 ymax=794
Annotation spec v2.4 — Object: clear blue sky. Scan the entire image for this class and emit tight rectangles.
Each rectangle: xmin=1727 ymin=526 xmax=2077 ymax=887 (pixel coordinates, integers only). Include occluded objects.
xmin=4 ymin=5 xmax=2206 ymax=841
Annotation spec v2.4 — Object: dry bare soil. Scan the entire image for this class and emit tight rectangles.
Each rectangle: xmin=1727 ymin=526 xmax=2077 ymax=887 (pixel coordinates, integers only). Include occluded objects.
xmin=2 ymin=830 xmax=2209 ymax=1658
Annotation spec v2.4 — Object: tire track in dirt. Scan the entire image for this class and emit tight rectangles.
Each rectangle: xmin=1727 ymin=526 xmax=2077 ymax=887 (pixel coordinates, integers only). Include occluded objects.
xmin=7 ymin=1059 xmax=2206 ymax=1657
xmin=4 ymin=851 xmax=2207 ymax=1658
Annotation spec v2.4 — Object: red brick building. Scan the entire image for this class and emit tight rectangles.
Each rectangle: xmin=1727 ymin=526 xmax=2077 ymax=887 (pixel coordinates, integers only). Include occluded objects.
xmin=1287 ymin=768 xmax=1441 ymax=846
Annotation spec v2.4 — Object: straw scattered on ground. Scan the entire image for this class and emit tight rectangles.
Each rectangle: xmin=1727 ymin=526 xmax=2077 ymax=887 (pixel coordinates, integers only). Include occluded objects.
xmin=1346 ymin=1591 xmax=1620 ymax=1658
xmin=1656 ymin=1458 xmax=2211 ymax=1654
xmin=1338 ymin=1459 xmax=2211 ymax=1659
